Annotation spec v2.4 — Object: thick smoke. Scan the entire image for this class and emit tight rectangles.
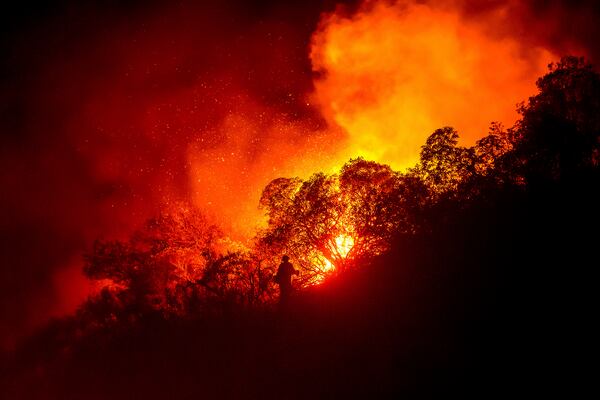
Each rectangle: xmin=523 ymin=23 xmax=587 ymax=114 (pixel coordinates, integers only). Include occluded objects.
xmin=0 ymin=0 xmax=336 ymax=349
xmin=310 ymin=0 xmax=563 ymax=170
xmin=1 ymin=0 xmax=599 ymax=348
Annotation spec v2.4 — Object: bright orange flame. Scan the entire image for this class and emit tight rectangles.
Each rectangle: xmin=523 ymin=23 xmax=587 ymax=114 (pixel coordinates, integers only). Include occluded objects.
xmin=334 ymin=234 xmax=355 ymax=259
xmin=322 ymin=233 xmax=355 ymax=274
xmin=188 ymin=0 xmax=561 ymax=243
xmin=311 ymin=0 xmax=556 ymax=170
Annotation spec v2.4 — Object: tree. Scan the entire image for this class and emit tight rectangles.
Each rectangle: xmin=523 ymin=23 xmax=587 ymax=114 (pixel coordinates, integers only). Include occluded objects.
xmin=84 ymin=206 xmax=225 ymax=316
xmin=259 ymin=173 xmax=347 ymax=285
xmin=461 ymin=122 xmax=524 ymax=196
xmin=475 ymin=122 xmax=512 ymax=176
xmin=258 ymin=158 xmax=428 ymax=285
xmin=414 ymin=127 xmax=476 ymax=197
xmin=339 ymin=158 xmax=428 ymax=239
xmin=512 ymin=56 xmax=600 ymax=183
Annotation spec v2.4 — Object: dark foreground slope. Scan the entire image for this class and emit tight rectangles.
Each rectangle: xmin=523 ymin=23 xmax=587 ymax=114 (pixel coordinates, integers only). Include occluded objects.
xmin=2 ymin=178 xmax=596 ymax=399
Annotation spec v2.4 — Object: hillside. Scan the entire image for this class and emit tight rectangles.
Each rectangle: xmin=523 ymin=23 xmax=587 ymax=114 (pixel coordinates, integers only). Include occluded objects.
xmin=3 ymin=176 xmax=595 ymax=399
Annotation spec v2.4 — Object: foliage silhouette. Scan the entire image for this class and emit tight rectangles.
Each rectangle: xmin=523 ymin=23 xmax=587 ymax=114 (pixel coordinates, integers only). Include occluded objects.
xmin=83 ymin=207 xmax=275 ymax=326
xmin=2 ymin=56 xmax=599 ymax=399
xmin=258 ymin=158 xmax=430 ymax=284
xmin=413 ymin=126 xmax=476 ymax=196
xmin=513 ymin=56 xmax=600 ymax=183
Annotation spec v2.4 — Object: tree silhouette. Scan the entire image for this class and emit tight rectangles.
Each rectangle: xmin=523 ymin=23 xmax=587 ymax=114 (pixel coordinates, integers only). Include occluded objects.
xmin=339 ymin=158 xmax=428 ymax=238
xmin=512 ymin=56 xmax=600 ymax=183
xmin=5 ymin=56 xmax=600 ymax=400
xmin=84 ymin=207 xmax=244 ymax=318
xmin=474 ymin=122 xmax=513 ymax=176
xmin=259 ymin=173 xmax=348 ymax=285
xmin=78 ymin=56 xmax=600 ymax=318
xmin=414 ymin=126 xmax=476 ymax=197
xmin=258 ymin=158 xmax=429 ymax=284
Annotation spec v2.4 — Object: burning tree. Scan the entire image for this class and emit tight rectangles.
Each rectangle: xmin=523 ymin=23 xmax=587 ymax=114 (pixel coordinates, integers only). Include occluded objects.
xmin=83 ymin=206 xmax=274 ymax=321
xmin=258 ymin=158 xmax=428 ymax=285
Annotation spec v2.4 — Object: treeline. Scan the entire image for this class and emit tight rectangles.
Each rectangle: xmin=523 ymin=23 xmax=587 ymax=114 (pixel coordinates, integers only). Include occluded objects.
xmin=71 ymin=56 xmax=600 ymax=332
xmin=2 ymin=56 xmax=599 ymax=398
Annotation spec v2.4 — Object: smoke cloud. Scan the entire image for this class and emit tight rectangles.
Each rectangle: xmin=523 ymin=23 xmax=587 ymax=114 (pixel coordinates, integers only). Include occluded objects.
xmin=1 ymin=0 xmax=598 ymax=348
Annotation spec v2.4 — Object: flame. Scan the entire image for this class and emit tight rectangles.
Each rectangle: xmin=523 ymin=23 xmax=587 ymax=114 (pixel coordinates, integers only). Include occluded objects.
xmin=311 ymin=0 xmax=556 ymax=170
xmin=153 ymin=0 xmax=560 ymax=242
xmin=322 ymin=233 xmax=355 ymax=274
xmin=334 ymin=234 xmax=355 ymax=259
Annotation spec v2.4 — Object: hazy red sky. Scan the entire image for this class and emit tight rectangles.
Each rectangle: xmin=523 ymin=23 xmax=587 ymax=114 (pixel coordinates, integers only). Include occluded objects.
xmin=1 ymin=0 xmax=599 ymax=349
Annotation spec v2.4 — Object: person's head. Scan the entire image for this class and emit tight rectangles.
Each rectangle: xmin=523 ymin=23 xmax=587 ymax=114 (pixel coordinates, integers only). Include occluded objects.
xmin=282 ymin=255 xmax=289 ymax=262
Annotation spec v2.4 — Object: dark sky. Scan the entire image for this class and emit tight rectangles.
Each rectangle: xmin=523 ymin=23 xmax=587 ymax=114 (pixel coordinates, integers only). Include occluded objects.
xmin=1 ymin=0 xmax=599 ymax=349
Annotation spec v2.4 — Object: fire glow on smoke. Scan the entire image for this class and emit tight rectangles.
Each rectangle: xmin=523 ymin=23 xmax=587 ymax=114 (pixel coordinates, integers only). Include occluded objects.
xmin=3 ymin=0 xmax=570 ymax=348
xmin=310 ymin=0 xmax=555 ymax=170
xmin=193 ymin=0 xmax=557 ymax=239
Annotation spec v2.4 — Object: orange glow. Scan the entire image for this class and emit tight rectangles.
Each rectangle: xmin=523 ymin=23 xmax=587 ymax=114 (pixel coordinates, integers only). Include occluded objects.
xmin=322 ymin=233 xmax=355 ymax=274
xmin=187 ymin=0 xmax=561 ymax=242
xmin=333 ymin=234 xmax=355 ymax=259
xmin=310 ymin=0 xmax=556 ymax=170
xmin=186 ymin=103 xmax=344 ymax=241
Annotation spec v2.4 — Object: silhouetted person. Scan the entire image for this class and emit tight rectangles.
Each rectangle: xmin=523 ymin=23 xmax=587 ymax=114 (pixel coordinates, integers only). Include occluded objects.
xmin=274 ymin=255 xmax=299 ymax=305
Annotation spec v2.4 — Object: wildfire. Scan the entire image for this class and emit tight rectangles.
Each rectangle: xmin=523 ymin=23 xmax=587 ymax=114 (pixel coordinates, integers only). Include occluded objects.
xmin=311 ymin=0 xmax=555 ymax=170
xmin=185 ymin=0 xmax=558 ymax=241
xmin=322 ymin=233 xmax=355 ymax=274
xmin=334 ymin=234 xmax=354 ymax=259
